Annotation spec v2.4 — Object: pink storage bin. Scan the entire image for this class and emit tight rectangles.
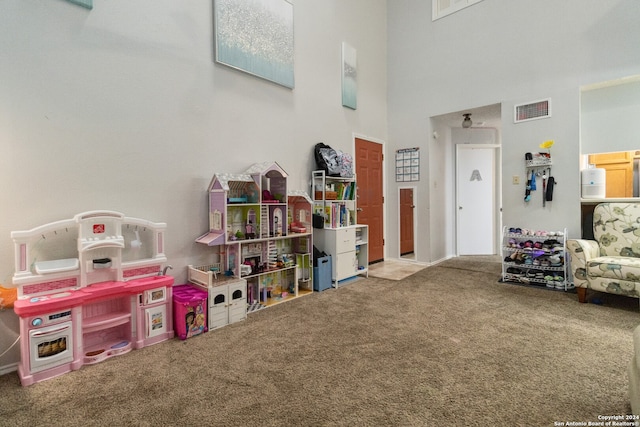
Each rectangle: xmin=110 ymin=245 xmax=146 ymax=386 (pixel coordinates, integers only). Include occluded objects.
xmin=173 ymin=284 xmax=208 ymax=340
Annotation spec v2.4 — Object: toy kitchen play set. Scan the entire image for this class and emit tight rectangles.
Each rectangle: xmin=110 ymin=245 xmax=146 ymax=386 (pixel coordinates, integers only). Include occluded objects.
xmin=11 ymin=210 xmax=174 ymax=386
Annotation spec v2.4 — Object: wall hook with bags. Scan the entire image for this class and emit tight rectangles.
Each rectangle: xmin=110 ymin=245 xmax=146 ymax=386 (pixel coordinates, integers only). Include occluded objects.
xmin=525 ymin=152 xmax=555 ymax=207
xmin=546 ymin=176 xmax=556 ymax=202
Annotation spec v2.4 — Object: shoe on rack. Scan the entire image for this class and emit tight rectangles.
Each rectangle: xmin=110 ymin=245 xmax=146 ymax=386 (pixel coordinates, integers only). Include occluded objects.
xmin=506 ymin=267 xmax=523 ymax=278
xmin=548 ymin=255 xmax=561 ymax=264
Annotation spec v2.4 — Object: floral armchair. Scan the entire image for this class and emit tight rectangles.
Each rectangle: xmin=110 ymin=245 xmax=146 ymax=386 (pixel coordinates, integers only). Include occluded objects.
xmin=567 ymin=203 xmax=640 ymax=303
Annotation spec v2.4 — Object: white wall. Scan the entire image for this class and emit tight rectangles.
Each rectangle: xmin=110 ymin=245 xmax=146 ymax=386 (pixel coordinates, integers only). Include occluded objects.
xmin=0 ymin=0 xmax=387 ymax=369
xmin=387 ymin=0 xmax=640 ymax=262
xmin=581 ymin=77 xmax=640 ymax=155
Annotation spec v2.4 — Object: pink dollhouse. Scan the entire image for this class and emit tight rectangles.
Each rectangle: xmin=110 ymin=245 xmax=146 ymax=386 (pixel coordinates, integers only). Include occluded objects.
xmin=11 ymin=210 xmax=174 ymax=386
xmin=191 ymin=162 xmax=313 ymax=325
xmin=196 ymin=162 xmax=289 ymax=248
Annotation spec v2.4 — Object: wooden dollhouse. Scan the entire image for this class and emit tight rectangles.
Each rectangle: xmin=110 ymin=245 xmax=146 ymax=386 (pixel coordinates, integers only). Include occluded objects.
xmin=191 ymin=162 xmax=313 ymax=319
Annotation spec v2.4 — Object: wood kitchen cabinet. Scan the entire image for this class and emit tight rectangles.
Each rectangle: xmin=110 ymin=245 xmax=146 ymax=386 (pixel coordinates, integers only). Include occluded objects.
xmin=588 ymin=151 xmax=634 ymax=198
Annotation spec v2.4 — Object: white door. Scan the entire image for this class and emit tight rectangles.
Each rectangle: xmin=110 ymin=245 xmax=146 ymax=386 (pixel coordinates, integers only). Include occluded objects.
xmin=456 ymin=145 xmax=498 ymax=255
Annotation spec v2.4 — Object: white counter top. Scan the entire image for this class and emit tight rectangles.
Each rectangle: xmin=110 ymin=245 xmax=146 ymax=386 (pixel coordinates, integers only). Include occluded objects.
xmin=581 ymin=198 xmax=640 ymax=203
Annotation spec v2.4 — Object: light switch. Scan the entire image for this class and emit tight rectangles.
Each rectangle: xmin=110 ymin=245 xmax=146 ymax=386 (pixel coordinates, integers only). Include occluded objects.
xmin=512 ymin=175 xmax=520 ymax=185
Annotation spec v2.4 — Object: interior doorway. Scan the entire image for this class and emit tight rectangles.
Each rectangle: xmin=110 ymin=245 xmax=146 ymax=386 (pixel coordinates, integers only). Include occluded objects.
xmin=355 ymin=137 xmax=384 ymax=264
xmin=431 ymin=103 xmax=502 ymax=260
xmin=399 ymin=187 xmax=416 ymax=260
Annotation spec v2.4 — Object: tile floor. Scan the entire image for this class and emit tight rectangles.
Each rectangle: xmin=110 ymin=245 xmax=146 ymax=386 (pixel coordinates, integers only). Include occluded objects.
xmin=367 ymin=258 xmax=427 ymax=281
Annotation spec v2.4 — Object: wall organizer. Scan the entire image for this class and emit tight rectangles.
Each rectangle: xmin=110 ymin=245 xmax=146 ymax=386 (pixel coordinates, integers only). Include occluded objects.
xmin=395 ymin=147 xmax=420 ymax=182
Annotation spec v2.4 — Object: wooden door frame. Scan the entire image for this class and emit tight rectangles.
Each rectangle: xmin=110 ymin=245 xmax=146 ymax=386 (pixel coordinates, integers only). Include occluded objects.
xmin=353 ymin=133 xmax=386 ymax=261
xmin=398 ymin=185 xmax=417 ymax=260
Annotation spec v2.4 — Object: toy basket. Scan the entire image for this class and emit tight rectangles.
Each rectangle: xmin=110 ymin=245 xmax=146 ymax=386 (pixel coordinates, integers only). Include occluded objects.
xmin=173 ymin=284 xmax=208 ymax=340
xmin=315 ymin=191 xmax=337 ymax=200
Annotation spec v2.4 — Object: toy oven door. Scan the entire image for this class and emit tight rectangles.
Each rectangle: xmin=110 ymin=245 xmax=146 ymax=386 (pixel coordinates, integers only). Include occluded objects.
xmin=28 ymin=321 xmax=74 ymax=373
xmin=145 ymin=305 xmax=167 ymax=339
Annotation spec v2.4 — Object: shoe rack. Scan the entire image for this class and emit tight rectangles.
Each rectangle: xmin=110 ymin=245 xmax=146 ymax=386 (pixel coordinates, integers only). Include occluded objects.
xmin=501 ymin=226 xmax=571 ymax=291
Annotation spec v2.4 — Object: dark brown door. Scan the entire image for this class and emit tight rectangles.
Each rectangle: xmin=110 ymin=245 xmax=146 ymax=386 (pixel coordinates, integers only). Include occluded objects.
xmin=400 ymin=188 xmax=414 ymax=255
xmin=355 ymin=138 xmax=384 ymax=263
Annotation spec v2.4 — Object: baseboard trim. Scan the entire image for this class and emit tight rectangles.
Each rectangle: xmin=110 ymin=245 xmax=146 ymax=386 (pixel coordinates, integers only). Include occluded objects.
xmin=0 ymin=362 xmax=18 ymax=376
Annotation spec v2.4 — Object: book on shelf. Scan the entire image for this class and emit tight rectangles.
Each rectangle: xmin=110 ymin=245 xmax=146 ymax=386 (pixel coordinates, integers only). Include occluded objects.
xmin=343 ymin=183 xmax=352 ymax=200
xmin=324 ymin=206 xmax=331 ymax=227
xmin=330 ymin=182 xmax=355 ymax=201
xmin=325 ymin=203 xmax=351 ymax=228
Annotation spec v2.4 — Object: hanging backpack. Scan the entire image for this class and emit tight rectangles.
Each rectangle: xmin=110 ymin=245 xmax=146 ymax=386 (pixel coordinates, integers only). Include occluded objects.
xmin=545 ymin=177 xmax=555 ymax=201
xmin=314 ymin=143 xmax=341 ymax=176
xmin=336 ymin=150 xmax=354 ymax=178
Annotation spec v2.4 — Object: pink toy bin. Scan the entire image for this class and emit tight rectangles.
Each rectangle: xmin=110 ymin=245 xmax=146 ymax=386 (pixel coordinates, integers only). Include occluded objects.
xmin=173 ymin=284 xmax=208 ymax=340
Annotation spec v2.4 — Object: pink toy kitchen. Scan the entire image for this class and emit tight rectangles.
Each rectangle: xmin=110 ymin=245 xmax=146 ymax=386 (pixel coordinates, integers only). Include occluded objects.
xmin=11 ymin=210 xmax=174 ymax=386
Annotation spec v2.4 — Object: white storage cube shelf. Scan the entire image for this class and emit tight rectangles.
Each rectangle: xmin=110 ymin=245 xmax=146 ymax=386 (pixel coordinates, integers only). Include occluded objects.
xmin=188 ymin=264 xmax=247 ymax=329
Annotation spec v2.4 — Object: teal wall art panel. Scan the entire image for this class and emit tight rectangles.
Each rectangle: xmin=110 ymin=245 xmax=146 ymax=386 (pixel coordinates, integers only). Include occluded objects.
xmin=341 ymin=42 xmax=357 ymax=110
xmin=214 ymin=0 xmax=294 ymax=89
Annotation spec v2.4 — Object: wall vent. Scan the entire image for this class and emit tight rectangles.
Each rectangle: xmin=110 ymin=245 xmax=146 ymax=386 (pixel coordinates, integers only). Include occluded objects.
xmin=514 ymin=98 xmax=551 ymax=123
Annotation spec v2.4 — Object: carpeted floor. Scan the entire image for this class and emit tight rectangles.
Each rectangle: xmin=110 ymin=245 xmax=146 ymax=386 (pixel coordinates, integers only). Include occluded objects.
xmin=0 ymin=257 xmax=638 ymax=426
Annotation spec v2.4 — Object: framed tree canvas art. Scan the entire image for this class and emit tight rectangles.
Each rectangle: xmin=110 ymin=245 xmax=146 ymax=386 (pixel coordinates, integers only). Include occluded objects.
xmin=214 ymin=0 xmax=295 ymax=89
xmin=65 ymin=0 xmax=93 ymax=8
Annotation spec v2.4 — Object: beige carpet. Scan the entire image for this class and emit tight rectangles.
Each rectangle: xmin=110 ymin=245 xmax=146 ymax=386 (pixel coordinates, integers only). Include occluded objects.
xmin=1 ymin=256 xmax=638 ymax=426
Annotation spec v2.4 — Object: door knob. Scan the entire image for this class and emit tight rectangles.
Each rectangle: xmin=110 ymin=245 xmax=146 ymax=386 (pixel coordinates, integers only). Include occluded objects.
xmin=459 ymin=206 xmax=463 ymax=210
